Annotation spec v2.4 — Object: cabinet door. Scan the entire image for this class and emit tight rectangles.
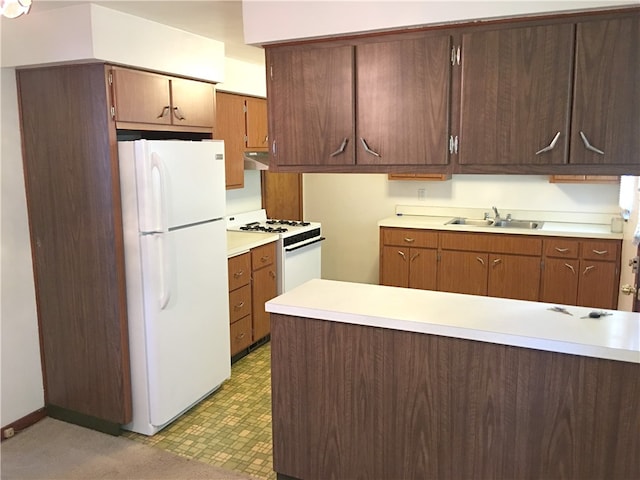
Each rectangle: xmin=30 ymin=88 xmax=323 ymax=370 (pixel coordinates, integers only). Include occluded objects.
xmin=540 ymin=258 xmax=579 ymax=305
xmin=246 ymin=97 xmax=269 ymax=150
xmin=381 ymin=246 xmax=410 ymax=288
xmin=170 ymin=77 xmax=215 ymax=128
xmin=577 ymin=261 xmax=618 ymax=309
xmin=252 ymin=265 xmax=277 ymax=341
xmin=459 ymin=23 xmax=574 ymax=166
xmin=488 ymin=254 xmax=541 ymax=301
xmin=112 ymin=68 xmax=171 ymax=125
xmin=570 ymin=16 xmax=640 ymax=166
xmin=408 ymin=248 xmax=438 ymax=290
xmin=268 ymin=45 xmax=355 ymax=166
xmin=216 ymin=92 xmax=246 ymax=189
xmin=438 ymin=251 xmax=488 ymax=296
xmin=262 ymin=171 xmax=303 ymax=221
xmin=357 ymin=34 xmax=451 ymax=166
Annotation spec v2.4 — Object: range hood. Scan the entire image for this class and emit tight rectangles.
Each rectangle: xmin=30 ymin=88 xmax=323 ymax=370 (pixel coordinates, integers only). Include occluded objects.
xmin=243 ymin=151 xmax=270 ymax=170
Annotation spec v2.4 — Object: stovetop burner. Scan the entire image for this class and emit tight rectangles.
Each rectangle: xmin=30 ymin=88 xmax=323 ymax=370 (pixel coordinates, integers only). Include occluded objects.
xmin=266 ymin=219 xmax=311 ymax=227
xmin=239 ymin=223 xmax=288 ymax=233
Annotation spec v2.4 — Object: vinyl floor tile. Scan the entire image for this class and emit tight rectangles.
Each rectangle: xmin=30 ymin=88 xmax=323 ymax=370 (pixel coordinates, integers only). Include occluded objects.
xmin=124 ymin=343 xmax=275 ymax=480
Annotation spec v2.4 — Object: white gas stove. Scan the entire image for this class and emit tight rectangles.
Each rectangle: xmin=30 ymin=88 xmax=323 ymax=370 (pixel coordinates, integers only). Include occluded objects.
xmin=226 ymin=209 xmax=324 ymax=294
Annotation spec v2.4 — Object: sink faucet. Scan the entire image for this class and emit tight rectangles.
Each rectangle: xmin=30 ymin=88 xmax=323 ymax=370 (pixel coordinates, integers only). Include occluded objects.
xmin=492 ymin=206 xmax=501 ymax=223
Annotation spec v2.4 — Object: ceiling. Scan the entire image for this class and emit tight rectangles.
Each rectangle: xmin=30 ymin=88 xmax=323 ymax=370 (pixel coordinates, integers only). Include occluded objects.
xmin=29 ymin=1 xmax=266 ymax=65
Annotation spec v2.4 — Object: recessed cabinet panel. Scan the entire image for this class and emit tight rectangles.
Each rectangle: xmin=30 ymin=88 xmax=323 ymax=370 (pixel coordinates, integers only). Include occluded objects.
xmin=458 ymin=23 xmax=574 ymax=166
xmin=357 ymin=35 xmax=451 ymax=166
xmin=269 ymin=45 xmax=355 ymax=166
xmin=570 ymin=16 xmax=640 ymax=166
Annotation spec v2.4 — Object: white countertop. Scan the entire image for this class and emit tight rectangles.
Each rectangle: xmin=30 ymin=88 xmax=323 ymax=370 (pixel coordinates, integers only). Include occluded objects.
xmin=266 ymin=279 xmax=640 ymax=364
xmin=227 ymin=231 xmax=279 ymax=257
xmin=378 ymin=215 xmax=622 ymax=239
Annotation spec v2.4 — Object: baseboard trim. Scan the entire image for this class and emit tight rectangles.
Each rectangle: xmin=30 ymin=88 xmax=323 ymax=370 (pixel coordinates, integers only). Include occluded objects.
xmin=1 ymin=407 xmax=47 ymax=442
xmin=47 ymin=404 xmax=122 ymax=436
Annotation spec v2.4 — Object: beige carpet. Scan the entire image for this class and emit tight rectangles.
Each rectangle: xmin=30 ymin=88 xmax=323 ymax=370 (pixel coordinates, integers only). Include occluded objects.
xmin=1 ymin=418 xmax=253 ymax=480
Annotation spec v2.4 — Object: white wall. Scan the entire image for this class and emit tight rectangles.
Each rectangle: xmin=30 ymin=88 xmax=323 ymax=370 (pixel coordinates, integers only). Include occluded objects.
xmin=304 ymin=174 xmax=620 ymax=286
xmin=1 ymin=68 xmax=45 ymax=426
xmin=243 ymin=0 xmax=638 ymax=45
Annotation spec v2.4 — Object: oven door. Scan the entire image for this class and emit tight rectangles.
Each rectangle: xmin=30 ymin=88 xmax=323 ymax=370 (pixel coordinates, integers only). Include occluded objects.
xmin=282 ymin=237 xmax=324 ymax=293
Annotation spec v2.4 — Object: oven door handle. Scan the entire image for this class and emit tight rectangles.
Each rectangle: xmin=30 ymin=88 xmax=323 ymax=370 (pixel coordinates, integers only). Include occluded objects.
xmin=285 ymin=236 xmax=326 ymax=252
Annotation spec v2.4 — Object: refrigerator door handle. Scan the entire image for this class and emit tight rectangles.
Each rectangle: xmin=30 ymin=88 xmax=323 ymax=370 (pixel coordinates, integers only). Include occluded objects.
xmin=150 ymin=152 xmax=169 ymax=233
xmin=157 ymin=233 xmax=171 ymax=310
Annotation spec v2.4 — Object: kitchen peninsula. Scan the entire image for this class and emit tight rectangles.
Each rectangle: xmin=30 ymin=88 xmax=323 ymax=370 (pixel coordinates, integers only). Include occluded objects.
xmin=266 ymin=279 xmax=640 ymax=480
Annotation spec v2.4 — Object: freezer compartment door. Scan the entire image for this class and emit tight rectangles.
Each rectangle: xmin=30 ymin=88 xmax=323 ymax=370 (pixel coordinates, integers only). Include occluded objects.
xmin=140 ymin=219 xmax=230 ymax=427
xmin=122 ymin=139 xmax=226 ymax=232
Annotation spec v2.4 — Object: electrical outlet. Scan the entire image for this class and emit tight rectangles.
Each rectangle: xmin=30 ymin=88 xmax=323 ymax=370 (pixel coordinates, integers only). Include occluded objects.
xmin=3 ymin=427 xmax=15 ymax=439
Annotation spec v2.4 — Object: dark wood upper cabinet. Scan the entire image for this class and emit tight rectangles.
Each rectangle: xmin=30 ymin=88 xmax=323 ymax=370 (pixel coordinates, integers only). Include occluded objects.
xmin=265 ymin=8 xmax=639 ymax=175
xmin=356 ymin=35 xmax=451 ymax=166
xmin=570 ymin=16 xmax=640 ymax=166
xmin=458 ymin=23 xmax=574 ymax=166
xmin=268 ymin=45 xmax=355 ymax=167
xmin=111 ymin=67 xmax=215 ymax=131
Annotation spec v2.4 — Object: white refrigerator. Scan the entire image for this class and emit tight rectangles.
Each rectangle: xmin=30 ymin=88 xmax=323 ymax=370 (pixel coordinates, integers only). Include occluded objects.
xmin=118 ymin=139 xmax=230 ymax=436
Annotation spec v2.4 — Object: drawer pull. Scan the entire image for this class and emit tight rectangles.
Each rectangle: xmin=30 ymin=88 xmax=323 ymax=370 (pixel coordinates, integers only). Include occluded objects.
xmin=403 ymin=237 xmax=415 ymax=243
xmin=583 ymin=265 xmax=596 ymax=275
xmin=261 ymin=255 xmax=270 ymax=263
xmin=233 ymin=270 xmax=244 ymax=278
xmin=234 ymin=302 xmax=245 ymax=310
xmin=592 ymin=249 xmax=608 ymax=256
xmin=554 ymin=247 xmax=570 ymax=253
xmin=564 ymin=263 xmax=576 ymax=274
xmin=476 ymin=257 xmax=485 ymax=266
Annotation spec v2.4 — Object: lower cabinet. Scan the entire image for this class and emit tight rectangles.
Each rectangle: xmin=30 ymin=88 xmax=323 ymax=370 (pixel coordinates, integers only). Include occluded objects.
xmin=380 ymin=227 xmax=620 ymax=308
xmin=227 ymin=242 xmax=278 ymax=357
xmin=379 ymin=228 xmax=438 ymax=290
xmin=540 ymin=237 xmax=620 ymax=309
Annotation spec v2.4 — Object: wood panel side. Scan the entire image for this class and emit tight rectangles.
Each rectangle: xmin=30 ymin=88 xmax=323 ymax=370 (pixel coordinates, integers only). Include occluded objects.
xmin=17 ymin=64 xmax=131 ymax=423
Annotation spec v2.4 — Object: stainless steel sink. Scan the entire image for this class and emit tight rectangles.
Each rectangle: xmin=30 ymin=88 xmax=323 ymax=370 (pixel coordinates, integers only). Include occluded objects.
xmin=446 ymin=217 xmax=543 ymax=229
xmin=493 ymin=220 xmax=543 ymax=229
xmin=446 ymin=218 xmax=494 ymax=227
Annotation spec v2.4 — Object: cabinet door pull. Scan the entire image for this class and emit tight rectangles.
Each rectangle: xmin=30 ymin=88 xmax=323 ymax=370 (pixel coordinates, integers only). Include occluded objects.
xmin=234 ymin=270 xmax=244 ymax=278
xmin=564 ymin=263 xmax=576 ymax=274
xmin=397 ymin=251 xmax=406 ymax=261
xmin=554 ymin=247 xmax=570 ymax=253
xmin=535 ymin=131 xmax=561 ymax=155
xmin=579 ymin=131 xmax=604 ymax=155
xmin=592 ymin=249 xmax=608 ymax=256
xmin=492 ymin=258 xmax=502 ymax=266
xmin=410 ymin=253 xmax=420 ymax=262
xmin=476 ymin=257 xmax=485 ymax=265
xmin=583 ymin=265 xmax=596 ymax=275
xmin=330 ymin=138 xmax=349 ymax=157
xmin=236 ymin=332 xmax=245 ymax=340
xmin=270 ymin=270 xmax=276 ymax=279
xmin=234 ymin=302 xmax=245 ymax=310
xmin=172 ymin=106 xmax=186 ymax=121
xmin=403 ymin=237 xmax=415 ymax=243
xmin=157 ymin=106 xmax=170 ymax=118
xmin=360 ymin=138 xmax=381 ymax=157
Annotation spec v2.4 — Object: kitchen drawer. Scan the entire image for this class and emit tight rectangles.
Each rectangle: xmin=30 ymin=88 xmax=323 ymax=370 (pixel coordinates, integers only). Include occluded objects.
xmin=381 ymin=228 xmax=438 ymax=248
xmin=229 ymin=284 xmax=252 ymax=323
xmin=228 ymin=252 xmax=251 ymax=290
xmin=230 ymin=315 xmax=252 ymax=356
xmin=543 ymin=238 xmax=579 ymax=258
xmin=581 ymin=240 xmax=619 ymax=262
xmin=252 ymin=242 xmax=276 ymax=270
xmin=440 ymin=232 xmax=542 ymax=256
